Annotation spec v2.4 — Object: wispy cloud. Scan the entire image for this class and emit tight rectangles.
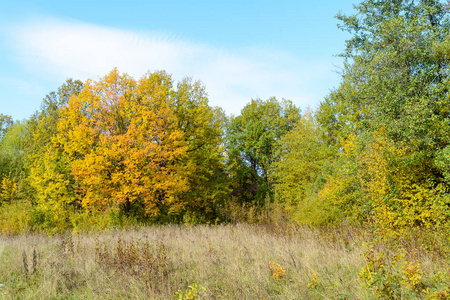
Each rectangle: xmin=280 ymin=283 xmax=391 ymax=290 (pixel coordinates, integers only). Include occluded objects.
xmin=7 ymin=17 xmax=339 ymax=115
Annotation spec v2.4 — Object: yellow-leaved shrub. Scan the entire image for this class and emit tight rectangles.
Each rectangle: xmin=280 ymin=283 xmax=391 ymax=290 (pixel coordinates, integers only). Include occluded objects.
xmin=358 ymin=130 xmax=450 ymax=233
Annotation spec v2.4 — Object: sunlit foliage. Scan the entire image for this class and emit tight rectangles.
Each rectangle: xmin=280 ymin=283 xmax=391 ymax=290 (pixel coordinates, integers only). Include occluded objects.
xmin=226 ymin=98 xmax=300 ymax=206
xmin=26 ymin=69 xmax=227 ymax=231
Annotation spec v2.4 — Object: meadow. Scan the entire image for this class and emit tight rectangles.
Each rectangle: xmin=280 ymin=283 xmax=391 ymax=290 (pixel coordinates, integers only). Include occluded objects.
xmin=1 ymin=224 xmax=449 ymax=300
xmin=4 ymin=1 xmax=450 ymax=299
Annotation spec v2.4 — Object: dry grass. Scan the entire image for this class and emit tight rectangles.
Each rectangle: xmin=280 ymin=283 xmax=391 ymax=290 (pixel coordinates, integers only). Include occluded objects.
xmin=0 ymin=224 xmax=448 ymax=299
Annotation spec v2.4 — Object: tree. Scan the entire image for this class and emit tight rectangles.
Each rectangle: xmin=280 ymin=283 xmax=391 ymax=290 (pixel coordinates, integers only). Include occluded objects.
xmin=28 ymin=79 xmax=84 ymax=152
xmin=171 ymin=78 xmax=229 ymax=222
xmin=52 ymin=70 xmax=188 ymax=217
xmin=226 ymin=98 xmax=301 ymax=206
xmin=316 ymin=0 xmax=450 ymax=228
xmin=0 ymin=114 xmax=13 ymax=141
xmin=27 ymin=79 xmax=84 ymax=231
xmin=0 ymin=122 xmax=28 ymax=199
xmin=29 ymin=69 xmax=227 ymax=227
xmin=329 ymin=0 xmax=450 ymax=147
xmin=272 ymin=111 xmax=329 ymax=221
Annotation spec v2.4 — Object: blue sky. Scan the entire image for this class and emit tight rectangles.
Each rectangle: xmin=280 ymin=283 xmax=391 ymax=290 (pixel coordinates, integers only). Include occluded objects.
xmin=0 ymin=0 xmax=356 ymax=121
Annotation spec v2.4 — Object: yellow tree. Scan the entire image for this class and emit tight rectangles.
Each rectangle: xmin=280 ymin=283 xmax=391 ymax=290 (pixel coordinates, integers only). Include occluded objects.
xmin=55 ymin=69 xmax=189 ymax=217
xmin=28 ymin=79 xmax=84 ymax=232
xmin=272 ymin=111 xmax=330 ymax=223
xmin=31 ymin=69 xmax=228 ymax=229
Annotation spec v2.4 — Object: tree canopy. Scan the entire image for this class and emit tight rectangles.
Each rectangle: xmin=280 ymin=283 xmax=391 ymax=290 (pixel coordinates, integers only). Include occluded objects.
xmin=3 ymin=0 xmax=450 ymax=234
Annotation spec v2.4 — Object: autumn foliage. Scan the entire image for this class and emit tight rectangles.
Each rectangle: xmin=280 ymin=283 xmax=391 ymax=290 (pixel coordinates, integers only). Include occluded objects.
xmin=3 ymin=69 xmax=226 ymax=231
xmin=58 ymin=70 xmax=188 ymax=215
xmin=4 ymin=0 xmax=450 ymax=235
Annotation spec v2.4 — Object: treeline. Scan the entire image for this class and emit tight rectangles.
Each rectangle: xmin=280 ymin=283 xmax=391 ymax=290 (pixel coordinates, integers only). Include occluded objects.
xmin=2 ymin=0 xmax=450 ymax=234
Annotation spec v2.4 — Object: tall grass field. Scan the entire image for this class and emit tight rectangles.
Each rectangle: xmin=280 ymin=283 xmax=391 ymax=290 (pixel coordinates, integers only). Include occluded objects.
xmin=1 ymin=224 xmax=450 ymax=299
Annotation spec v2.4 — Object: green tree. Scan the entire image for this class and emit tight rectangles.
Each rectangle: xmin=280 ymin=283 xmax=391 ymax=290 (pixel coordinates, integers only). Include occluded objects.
xmin=226 ymin=98 xmax=301 ymax=206
xmin=0 ymin=122 xmax=28 ymax=193
xmin=316 ymin=0 xmax=450 ymax=228
xmin=327 ymin=0 xmax=450 ymax=147
xmin=172 ymin=78 xmax=229 ymax=223
xmin=0 ymin=114 xmax=13 ymax=141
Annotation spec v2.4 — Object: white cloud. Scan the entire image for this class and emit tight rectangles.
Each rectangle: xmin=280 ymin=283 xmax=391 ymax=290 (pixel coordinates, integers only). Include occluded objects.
xmin=8 ymin=17 xmax=339 ymax=115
